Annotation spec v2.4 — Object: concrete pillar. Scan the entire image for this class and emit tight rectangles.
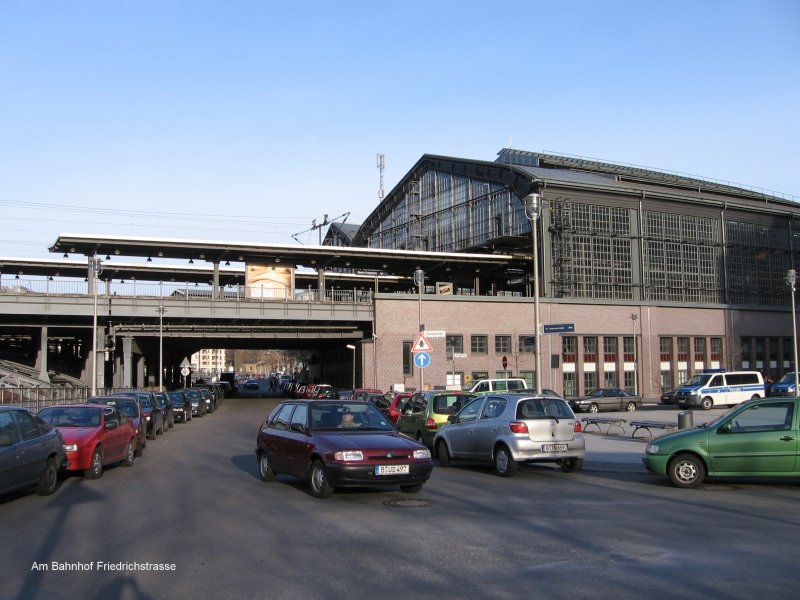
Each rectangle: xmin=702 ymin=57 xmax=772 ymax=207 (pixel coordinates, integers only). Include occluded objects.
xmin=122 ymin=337 xmax=134 ymax=389
xmin=33 ymin=326 xmax=51 ymax=383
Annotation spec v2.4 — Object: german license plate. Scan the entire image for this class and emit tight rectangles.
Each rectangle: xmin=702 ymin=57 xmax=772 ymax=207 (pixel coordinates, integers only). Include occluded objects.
xmin=542 ymin=444 xmax=568 ymax=452
xmin=375 ymin=464 xmax=409 ymax=475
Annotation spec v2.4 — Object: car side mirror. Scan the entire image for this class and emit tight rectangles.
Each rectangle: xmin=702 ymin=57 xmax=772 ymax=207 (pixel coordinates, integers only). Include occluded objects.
xmin=718 ymin=422 xmax=732 ymax=434
xmin=447 ymin=415 xmax=457 ymax=424
xmin=105 ymin=421 xmax=118 ymax=430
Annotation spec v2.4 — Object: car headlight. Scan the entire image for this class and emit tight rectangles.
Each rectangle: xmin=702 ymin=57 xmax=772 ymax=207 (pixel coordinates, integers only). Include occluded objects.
xmin=413 ymin=448 xmax=431 ymax=459
xmin=689 ymin=390 xmax=700 ymax=396
xmin=64 ymin=444 xmax=78 ymax=452
xmin=335 ymin=450 xmax=364 ymax=461
xmin=645 ymin=443 xmax=659 ymax=454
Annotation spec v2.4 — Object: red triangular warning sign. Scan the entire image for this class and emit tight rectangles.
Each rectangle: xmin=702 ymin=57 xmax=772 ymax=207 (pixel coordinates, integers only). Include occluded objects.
xmin=411 ymin=332 xmax=432 ymax=352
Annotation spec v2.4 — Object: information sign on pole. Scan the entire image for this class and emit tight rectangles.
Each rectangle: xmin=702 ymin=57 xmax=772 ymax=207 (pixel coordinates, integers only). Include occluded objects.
xmin=413 ymin=352 xmax=431 ymax=369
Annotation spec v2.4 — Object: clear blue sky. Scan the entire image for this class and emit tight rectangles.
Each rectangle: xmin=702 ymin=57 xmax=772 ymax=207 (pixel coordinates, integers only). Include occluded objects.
xmin=1 ymin=0 xmax=798 ymax=259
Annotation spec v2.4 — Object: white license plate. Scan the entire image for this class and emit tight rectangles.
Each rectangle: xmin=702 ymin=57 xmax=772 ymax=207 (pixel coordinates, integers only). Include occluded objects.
xmin=375 ymin=464 xmax=409 ymax=475
xmin=542 ymin=444 xmax=568 ymax=452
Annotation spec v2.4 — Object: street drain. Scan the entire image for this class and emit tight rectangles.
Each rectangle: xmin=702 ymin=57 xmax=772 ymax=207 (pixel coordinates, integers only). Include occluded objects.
xmin=383 ymin=498 xmax=432 ymax=508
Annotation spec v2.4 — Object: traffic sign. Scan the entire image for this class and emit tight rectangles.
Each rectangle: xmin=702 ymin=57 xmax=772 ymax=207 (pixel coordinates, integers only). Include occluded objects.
xmin=180 ymin=367 xmax=191 ymax=377
xmin=413 ymin=352 xmax=431 ymax=368
xmin=424 ymin=330 xmax=446 ymax=338
xmin=412 ymin=331 xmax=433 ymax=352
xmin=543 ymin=323 xmax=575 ymax=333
xmin=502 ymin=356 xmax=508 ymax=369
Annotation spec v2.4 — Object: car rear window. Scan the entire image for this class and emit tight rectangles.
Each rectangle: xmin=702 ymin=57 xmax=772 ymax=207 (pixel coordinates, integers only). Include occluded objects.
xmin=432 ymin=394 xmax=468 ymax=415
xmin=517 ymin=398 xmax=574 ymax=419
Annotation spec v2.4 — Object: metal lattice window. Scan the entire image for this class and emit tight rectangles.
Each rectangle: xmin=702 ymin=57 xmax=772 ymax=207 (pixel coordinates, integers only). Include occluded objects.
xmin=495 ymin=335 xmax=511 ymax=353
xmin=471 ymin=335 xmax=488 ymax=354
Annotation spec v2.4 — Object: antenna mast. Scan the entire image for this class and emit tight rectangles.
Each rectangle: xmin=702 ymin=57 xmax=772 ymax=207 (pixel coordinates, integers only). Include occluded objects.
xmin=377 ymin=153 xmax=385 ymax=200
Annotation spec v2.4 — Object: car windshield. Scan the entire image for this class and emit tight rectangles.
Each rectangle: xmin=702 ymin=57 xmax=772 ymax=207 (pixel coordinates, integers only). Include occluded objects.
xmin=777 ymin=373 xmax=796 ymax=384
xmin=309 ymin=402 xmax=394 ymax=432
xmin=39 ymin=407 xmax=100 ymax=427
xmin=517 ymin=398 xmax=574 ymax=419
xmin=183 ymin=389 xmax=201 ymax=399
xmin=684 ymin=373 xmax=713 ymax=387
xmin=100 ymin=400 xmax=137 ymax=417
xmin=167 ymin=393 xmax=185 ymax=404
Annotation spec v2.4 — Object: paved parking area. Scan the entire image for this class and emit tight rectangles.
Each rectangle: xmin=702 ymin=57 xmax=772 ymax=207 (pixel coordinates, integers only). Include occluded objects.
xmin=582 ymin=404 xmax=727 ymax=470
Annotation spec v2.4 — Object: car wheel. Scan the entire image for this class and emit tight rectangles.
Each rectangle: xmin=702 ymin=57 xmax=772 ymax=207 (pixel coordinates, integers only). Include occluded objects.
xmin=436 ymin=440 xmax=450 ymax=468
xmin=625 ymin=402 xmax=637 ymax=412
xmin=494 ymin=445 xmax=518 ymax=478
xmin=258 ymin=451 xmax=276 ymax=482
xmin=400 ymin=484 xmax=423 ymax=494
xmin=308 ymin=460 xmax=333 ymax=498
xmin=750 ymin=394 xmax=760 ymax=400
xmin=700 ymin=397 xmax=713 ymax=410
xmin=121 ymin=440 xmax=135 ymax=467
xmin=35 ymin=458 xmax=58 ymax=496
xmin=588 ymin=403 xmax=599 ymax=414
xmin=85 ymin=447 xmax=103 ymax=480
xmin=668 ymin=453 xmax=706 ymax=488
xmin=560 ymin=458 xmax=584 ymax=473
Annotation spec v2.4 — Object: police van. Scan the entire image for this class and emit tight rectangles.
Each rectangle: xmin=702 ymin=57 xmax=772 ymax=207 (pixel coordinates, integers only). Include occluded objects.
xmin=674 ymin=370 xmax=765 ymax=410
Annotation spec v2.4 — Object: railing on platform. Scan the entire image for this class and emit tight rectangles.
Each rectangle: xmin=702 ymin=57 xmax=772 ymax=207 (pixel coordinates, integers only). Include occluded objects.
xmin=0 ymin=279 xmax=374 ymax=303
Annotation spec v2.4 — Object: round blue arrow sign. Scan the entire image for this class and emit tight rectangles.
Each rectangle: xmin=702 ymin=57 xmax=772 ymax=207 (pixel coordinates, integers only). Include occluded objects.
xmin=413 ymin=352 xmax=431 ymax=368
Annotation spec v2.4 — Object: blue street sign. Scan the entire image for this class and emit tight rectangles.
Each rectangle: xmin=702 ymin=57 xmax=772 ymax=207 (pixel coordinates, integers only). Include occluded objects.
xmin=414 ymin=352 xmax=431 ymax=369
xmin=543 ymin=323 xmax=575 ymax=334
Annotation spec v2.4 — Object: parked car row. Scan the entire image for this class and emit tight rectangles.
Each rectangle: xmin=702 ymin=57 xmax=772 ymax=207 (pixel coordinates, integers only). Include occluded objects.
xmin=0 ymin=382 xmax=233 ymax=500
xmin=255 ymin=392 xmax=588 ymax=499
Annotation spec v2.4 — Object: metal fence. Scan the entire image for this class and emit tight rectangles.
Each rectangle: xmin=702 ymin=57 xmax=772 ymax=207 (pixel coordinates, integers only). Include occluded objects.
xmin=0 ymin=386 xmax=91 ymax=412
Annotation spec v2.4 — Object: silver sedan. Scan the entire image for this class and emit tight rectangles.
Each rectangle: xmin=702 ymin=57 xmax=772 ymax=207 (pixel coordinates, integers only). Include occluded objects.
xmin=433 ymin=394 xmax=585 ymax=477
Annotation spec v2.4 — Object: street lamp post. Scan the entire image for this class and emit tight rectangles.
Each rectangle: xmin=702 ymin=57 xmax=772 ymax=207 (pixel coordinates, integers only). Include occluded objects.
xmin=346 ymin=344 xmax=356 ymax=390
xmin=630 ymin=313 xmax=638 ymax=395
xmin=90 ymin=255 xmax=103 ymax=397
xmin=523 ymin=194 xmax=543 ymax=394
xmin=413 ymin=269 xmax=425 ymax=391
xmin=785 ymin=270 xmax=799 ymax=397
xmin=157 ymin=304 xmax=166 ymax=391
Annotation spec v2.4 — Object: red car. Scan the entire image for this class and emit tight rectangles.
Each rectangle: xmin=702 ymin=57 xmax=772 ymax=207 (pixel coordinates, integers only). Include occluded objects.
xmin=256 ymin=400 xmax=433 ymax=498
xmin=378 ymin=391 xmax=413 ymax=423
xmin=38 ymin=404 xmax=137 ymax=479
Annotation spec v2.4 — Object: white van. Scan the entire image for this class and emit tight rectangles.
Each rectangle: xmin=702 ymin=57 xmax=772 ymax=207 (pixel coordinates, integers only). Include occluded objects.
xmin=675 ymin=370 xmax=765 ymax=410
xmin=464 ymin=378 xmax=527 ymax=395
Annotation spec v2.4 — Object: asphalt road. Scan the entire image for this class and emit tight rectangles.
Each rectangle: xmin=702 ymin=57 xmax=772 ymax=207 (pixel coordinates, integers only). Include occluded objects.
xmin=2 ymin=391 xmax=799 ymax=600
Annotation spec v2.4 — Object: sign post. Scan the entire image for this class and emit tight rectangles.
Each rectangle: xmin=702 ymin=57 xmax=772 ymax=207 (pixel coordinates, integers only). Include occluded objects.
xmin=411 ymin=331 xmax=432 ymax=391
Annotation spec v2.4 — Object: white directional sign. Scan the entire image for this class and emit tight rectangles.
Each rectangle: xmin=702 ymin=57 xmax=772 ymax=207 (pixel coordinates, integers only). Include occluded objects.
xmin=412 ymin=331 xmax=433 ymax=352
xmin=424 ymin=330 xmax=446 ymax=338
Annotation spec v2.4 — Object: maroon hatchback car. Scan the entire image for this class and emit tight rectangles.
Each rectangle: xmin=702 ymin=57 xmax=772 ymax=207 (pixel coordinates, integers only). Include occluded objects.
xmin=256 ymin=400 xmax=433 ymax=498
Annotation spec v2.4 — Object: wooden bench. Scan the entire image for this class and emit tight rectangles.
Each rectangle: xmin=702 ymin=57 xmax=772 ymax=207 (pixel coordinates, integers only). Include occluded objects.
xmin=581 ymin=417 xmax=627 ymax=435
xmin=629 ymin=420 xmax=678 ymax=438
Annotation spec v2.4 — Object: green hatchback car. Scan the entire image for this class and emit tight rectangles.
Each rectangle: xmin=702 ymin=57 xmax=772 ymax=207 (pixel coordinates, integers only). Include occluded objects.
xmin=396 ymin=391 xmax=475 ymax=448
xmin=643 ymin=397 xmax=800 ymax=488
